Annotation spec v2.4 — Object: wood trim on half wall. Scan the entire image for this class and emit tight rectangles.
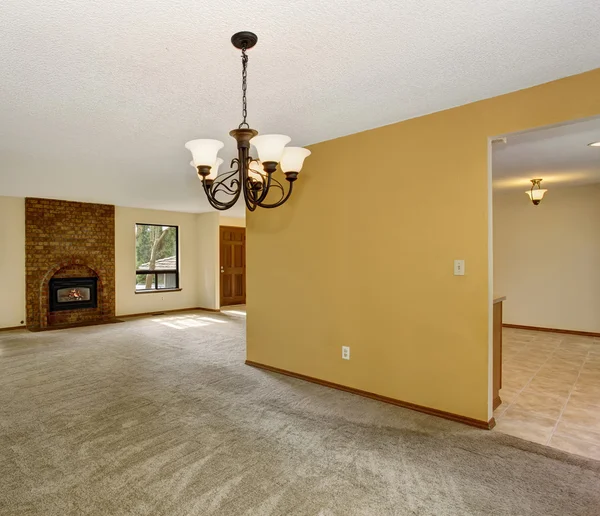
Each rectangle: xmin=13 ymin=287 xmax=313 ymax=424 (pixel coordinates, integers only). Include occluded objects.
xmin=503 ymin=324 xmax=600 ymax=338
xmin=246 ymin=360 xmax=495 ymax=430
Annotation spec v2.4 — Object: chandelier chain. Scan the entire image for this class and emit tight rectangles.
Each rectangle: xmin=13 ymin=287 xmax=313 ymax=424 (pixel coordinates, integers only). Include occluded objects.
xmin=239 ymin=45 xmax=249 ymax=129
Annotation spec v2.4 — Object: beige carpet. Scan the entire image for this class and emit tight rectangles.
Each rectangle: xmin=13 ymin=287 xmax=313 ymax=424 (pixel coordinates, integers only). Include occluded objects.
xmin=1 ymin=310 xmax=599 ymax=516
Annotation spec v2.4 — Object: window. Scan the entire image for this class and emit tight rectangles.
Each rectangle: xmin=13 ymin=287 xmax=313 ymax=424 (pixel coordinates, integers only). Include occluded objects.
xmin=135 ymin=224 xmax=179 ymax=291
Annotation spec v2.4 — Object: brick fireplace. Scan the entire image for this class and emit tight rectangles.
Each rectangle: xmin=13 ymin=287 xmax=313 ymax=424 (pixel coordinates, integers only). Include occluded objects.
xmin=25 ymin=198 xmax=116 ymax=330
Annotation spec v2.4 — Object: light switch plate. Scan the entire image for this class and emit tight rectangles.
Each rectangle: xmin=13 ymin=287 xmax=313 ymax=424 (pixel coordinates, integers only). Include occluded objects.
xmin=454 ymin=259 xmax=465 ymax=276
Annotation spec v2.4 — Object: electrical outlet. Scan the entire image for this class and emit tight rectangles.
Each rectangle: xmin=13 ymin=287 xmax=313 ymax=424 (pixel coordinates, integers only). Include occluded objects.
xmin=342 ymin=346 xmax=350 ymax=360
xmin=454 ymin=259 xmax=465 ymax=276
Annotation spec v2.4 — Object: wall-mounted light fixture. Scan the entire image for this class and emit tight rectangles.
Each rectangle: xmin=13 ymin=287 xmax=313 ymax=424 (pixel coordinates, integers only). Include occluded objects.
xmin=526 ymin=179 xmax=547 ymax=205
xmin=588 ymin=141 xmax=600 ymax=147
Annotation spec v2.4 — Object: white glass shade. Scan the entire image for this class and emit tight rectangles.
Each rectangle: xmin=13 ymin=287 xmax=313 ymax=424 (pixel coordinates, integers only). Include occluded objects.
xmin=280 ymin=147 xmax=311 ymax=173
xmin=191 ymin=158 xmax=223 ymax=181
xmin=248 ymin=160 xmax=266 ymax=182
xmin=525 ymin=189 xmax=547 ymax=201
xmin=250 ymin=134 xmax=291 ymax=163
xmin=185 ymin=139 xmax=224 ymax=166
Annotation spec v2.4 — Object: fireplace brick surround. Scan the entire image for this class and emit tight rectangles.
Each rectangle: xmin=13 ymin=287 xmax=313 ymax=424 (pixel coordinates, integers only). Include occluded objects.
xmin=25 ymin=198 xmax=116 ymax=330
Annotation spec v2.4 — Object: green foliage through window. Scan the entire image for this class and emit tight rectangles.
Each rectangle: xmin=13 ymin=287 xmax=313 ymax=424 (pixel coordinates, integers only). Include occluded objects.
xmin=135 ymin=224 xmax=178 ymax=290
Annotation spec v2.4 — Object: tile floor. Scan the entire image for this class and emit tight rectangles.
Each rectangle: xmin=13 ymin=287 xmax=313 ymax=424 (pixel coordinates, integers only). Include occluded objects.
xmin=494 ymin=327 xmax=600 ymax=460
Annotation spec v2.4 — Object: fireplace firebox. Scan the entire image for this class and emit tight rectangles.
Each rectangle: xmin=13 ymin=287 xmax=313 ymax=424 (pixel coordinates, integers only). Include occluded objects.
xmin=49 ymin=277 xmax=98 ymax=312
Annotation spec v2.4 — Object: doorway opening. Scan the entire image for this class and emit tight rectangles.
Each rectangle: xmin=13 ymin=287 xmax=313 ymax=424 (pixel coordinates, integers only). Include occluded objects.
xmin=489 ymin=116 xmax=600 ymax=460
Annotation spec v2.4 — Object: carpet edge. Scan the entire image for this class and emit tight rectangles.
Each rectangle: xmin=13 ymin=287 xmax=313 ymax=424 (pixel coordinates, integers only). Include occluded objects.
xmin=246 ymin=360 xmax=495 ymax=430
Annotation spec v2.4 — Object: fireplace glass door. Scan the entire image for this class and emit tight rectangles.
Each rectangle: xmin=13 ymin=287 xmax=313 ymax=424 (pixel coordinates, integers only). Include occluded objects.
xmin=56 ymin=287 xmax=92 ymax=303
xmin=49 ymin=277 xmax=98 ymax=311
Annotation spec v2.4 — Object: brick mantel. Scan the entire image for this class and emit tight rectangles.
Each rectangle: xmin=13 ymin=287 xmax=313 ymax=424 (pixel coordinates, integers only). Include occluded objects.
xmin=25 ymin=198 xmax=116 ymax=330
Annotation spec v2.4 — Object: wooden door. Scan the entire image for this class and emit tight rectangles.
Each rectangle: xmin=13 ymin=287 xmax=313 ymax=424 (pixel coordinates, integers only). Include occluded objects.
xmin=220 ymin=226 xmax=246 ymax=306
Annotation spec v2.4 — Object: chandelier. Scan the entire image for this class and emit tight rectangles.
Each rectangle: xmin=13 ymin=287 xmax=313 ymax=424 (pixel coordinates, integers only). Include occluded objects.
xmin=185 ymin=32 xmax=311 ymax=211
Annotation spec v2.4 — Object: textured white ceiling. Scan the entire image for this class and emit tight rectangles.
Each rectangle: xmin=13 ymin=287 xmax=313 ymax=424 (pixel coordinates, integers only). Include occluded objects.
xmin=493 ymin=117 xmax=600 ymax=191
xmin=1 ymin=0 xmax=600 ymax=215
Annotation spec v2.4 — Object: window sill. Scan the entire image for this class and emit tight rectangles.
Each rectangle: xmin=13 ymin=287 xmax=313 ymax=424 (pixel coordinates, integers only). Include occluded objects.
xmin=135 ymin=288 xmax=182 ymax=295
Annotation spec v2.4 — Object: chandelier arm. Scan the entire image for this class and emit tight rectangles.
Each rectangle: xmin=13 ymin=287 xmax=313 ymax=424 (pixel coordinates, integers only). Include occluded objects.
xmin=254 ymin=167 xmax=275 ymax=206
xmin=203 ymin=190 xmax=233 ymax=211
xmin=202 ymin=179 xmax=238 ymax=211
xmin=243 ymin=158 xmax=289 ymax=207
xmin=241 ymin=180 xmax=259 ymax=211
xmin=246 ymin=173 xmax=285 ymax=207
xmin=205 ymin=197 xmax=232 ymax=211
xmin=212 ymin=181 xmax=239 ymax=196
xmin=260 ymin=173 xmax=285 ymax=200
xmin=211 ymin=170 xmax=241 ymax=195
xmin=211 ymin=162 xmax=242 ymax=197
xmin=242 ymin=189 xmax=258 ymax=212
xmin=243 ymin=179 xmax=260 ymax=204
xmin=209 ymin=186 xmax=240 ymax=206
xmin=256 ymin=181 xmax=294 ymax=209
xmin=201 ymin=163 xmax=243 ymax=210
xmin=207 ymin=175 xmax=239 ymax=203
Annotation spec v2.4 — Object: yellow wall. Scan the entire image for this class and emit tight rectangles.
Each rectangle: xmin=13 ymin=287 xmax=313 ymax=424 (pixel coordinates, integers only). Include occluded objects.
xmin=0 ymin=196 xmax=26 ymax=328
xmin=247 ymin=68 xmax=600 ymax=423
xmin=494 ymin=184 xmax=600 ymax=333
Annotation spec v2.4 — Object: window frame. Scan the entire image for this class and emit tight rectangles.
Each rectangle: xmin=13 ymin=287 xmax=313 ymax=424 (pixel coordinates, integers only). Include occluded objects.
xmin=135 ymin=223 xmax=180 ymax=293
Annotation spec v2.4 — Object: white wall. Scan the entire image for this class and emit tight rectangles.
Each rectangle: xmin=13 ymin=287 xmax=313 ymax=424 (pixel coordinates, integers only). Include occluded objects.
xmin=115 ymin=206 xmax=202 ymax=316
xmin=116 ymin=209 xmax=222 ymax=314
xmin=0 ymin=199 xmax=224 ymax=326
xmin=494 ymin=184 xmax=600 ymax=333
xmin=0 ymin=196 xmax=26 ymax=328
xmin=197 ymin=212 xmax=220 ymax=310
